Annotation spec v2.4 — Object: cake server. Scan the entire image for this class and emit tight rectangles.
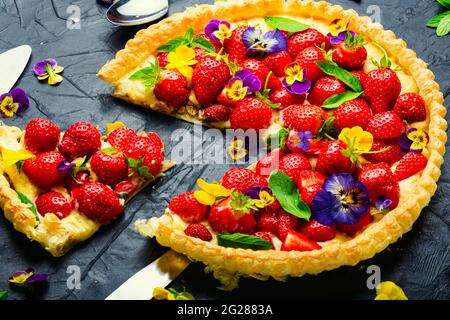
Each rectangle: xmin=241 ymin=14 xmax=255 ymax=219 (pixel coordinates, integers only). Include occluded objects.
xmin=0 ymin=45 xmax=32 ymax=93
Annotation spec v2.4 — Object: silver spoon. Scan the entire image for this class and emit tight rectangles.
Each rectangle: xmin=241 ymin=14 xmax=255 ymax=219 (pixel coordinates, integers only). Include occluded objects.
xmin=106 ymin=0 xmax=169 ymax=26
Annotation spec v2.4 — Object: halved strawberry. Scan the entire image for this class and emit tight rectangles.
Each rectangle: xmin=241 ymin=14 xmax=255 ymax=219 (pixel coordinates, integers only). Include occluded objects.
xmin=281 ymin=230 xmax=321 ymax=251
xmin=297 ymin=170 xmax=326 ymax=206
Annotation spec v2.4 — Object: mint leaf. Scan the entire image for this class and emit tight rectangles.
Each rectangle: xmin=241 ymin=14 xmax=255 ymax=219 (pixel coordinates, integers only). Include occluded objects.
xmin=129 ymin=60 xmax=161 ymax=88
xmin=437 ymin=0 xmax=450 ymax=9
xmin=264 ymin=16 xmax=310 ymax=33
xmin=101 ymin=147 xmax=118 ymax=154
xmin=436 ymin=14 xmax=450 ymax=36
xmin=317 ymin=116 xmax=339 ymax=141
xmin=0 ymin=291 xmax=7 ymax=300
xmin=157 ymin=36 xmax=189 ymax=52
xmin=185 ymin=27 xmax=194 ymax=42
xmin=192 ymin=36 xmax=215 ymax=52
xmin=316 ymin=61 xmax=363 ymax=92
xmin=427 ymin=11 xmax=450 ymax=27
xmin=268 ymin=170 xmax=311 ymax=220
xmin=218 ymin=233 xmax=273 ymax=250
xmin=16 ymin=191 xmax=39 ymax=222
xmin=322 ymin=91 xmax=364 ymax=109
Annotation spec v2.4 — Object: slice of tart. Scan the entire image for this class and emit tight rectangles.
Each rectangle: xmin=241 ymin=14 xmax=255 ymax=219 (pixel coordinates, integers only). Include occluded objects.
xmin=0 ymin=119 xmax=174 ymax=257
xmin=131 ymin=0 xmax=447 ymax=289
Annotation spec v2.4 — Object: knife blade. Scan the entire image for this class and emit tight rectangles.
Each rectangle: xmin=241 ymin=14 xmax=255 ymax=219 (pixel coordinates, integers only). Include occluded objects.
xmin=0 ymin=45 xmax=32 ymax=93
xmin=105 ymin=250 xmax=191 ymax=300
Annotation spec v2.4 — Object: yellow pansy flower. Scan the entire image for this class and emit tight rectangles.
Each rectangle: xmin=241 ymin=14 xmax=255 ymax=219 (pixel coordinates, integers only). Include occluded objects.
xmin=375 ymin=281 xmax=408 ymax=300
xmin=227 ymin=80 xmax=248 ymax=101
xmin=339 ymin=126 xmax=374 ymax=152
xmin=329 ymin=18 xmax=349 ymax=36
xmin=0 ymin=96 xmax=19 ymax=118
xmin=1 ymin=148 xmax=35 ymax=168
xmin=254 ymin=190 xmax=275 ymax=209
xmin=194 ymin=178 xmax=233 ymax=206
xmin=106 ymin=121 xmax=125 ymax=137
xmin=407 ymin=129 xmax=428 ymax=151
xmin=284 ymin=63 xmax=305 ymax=85
xmin=214 ymin=23 xmax=232 ymax=41
xmin=227 ymin=139 xmax=248 ymax=162
xmin=166 ymin=46 xmax=198 ymax=79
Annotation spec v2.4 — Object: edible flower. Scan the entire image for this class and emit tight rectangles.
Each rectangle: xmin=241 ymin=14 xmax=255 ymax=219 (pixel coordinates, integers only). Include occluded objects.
xmin=153 ymin=287 xmax=195 ymax=300
xmin=398 ymin=128 xmax=428 ymax=153
xmin=311 ymin=173 xmax=370 ymax=226
xmin=286 ymin=130 xmax=313 ymax=153
xmin=327 ymin=19 xmax=356 ymax=44
xmin=242 ymin=27 xmax=288 ymax=56
xmin=282 ymin=63 xmax=311 ymax=95
xmin=227 ymin=69 xmax=261 ymax=101
xmin=0 ymin=87 xmax=29 ymax=118
xmin=194 ymin=178 xmax=233 ymax=206
xmin=339 ymin=126 xmax=375 ymax=163
xmin=374 ymin=281 xmax=408 ymax=300
xmin=227 ymin=138 xmax=248 ymax=162
xmin=106 ymin=121 xmax=125 ymax=136
xmin=244 ymin=186 xmax=275 ymax=209
xmin=9 ymin=268 xmax=48 ymax=289
xmin=204 ymin=19 xmax=232 ymax=42
xmin=57 ymin=159 xmax=76 ymax=172
xmin=33 ymin=58 xmax=64 ymax=85
xmin=1 ymin=148 xmax=34 ymax=168
xmin=166 ymin=46 xmax=198 ymax=79
xmin=374 ymin=195 xmax=392 ymax=212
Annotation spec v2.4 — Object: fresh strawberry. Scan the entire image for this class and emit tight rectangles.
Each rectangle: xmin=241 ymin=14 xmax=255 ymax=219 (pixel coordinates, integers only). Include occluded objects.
xmin=75 ymin=182 xmax=124 ymax=224
xmin=197 ymin=33 xmax=222 ymax=52
xmin=332 ymin=41 xmax=367 ymax=70
xmin=114 ymin=179 xmax=139 ymax=199
xmin=168 ymin=191 xmax=209 ymax=223
xmin=366 ymin=111 xmax=404 ymax=140
xmin=337 ymin=211 xmax=373 ymax=237
xmin=280 ymin=104 xmax=325 ymax=134
xmin=208 ymin=194 xmax=256 ymax=234
xmin=240 ymin=59 xmax=282 ymax=91
xmin=252 ymin=231 xmax=275 ymax=249
xmin=156 ymin=52 xmax=169 ymax=68
xmin=393 ymin=93 xmax=427 ymax=123
xmin=278 ymin=153 xmax=312 ymax=183
xmin=276 ymin=211 xmax=300 ymax=241
xmin=65 ymin=171 xmax=90 ymax=194
xmin=294 ymin=46 xmax=326 ymax=82
xmin=269 ymin=87 xmax=305 ymax=108
xmin=358 ymin=162 xmax=399 ymax=209
xmin=362 ymin=68 xmax=401 ymax=114
xmin=297 ymin=170 xmax=326 ymax=206
xmin=192 ymin=55 xmax=230 ymax=106
xmin=124 ymin=133 xmax=164 ymax=176
xmin=154 ymin=69 xmax=190 ymax=108
xmin=224 ymin=26 xmax=248 ymax=63
xmin=200 ymin=104 xmax=230 ymax=122
xmin=394 ymin=152 xmax=428 ymax=181
xmin=35 ymin=191 xmax=71 ymax=219
xmin=256 ymin=211 xmax=279 ymax=233
xmin=352 ymin=70 xmax=368 ymax=84
xmin=229 ymin=97 xmax=273 ymax=129
xmin=281 ymin=229 xmax=321 ymax=251
xmin=59 ymin=122 xmax=101 ymax=160
xmin=255 ymin=148 xmax=285 ymax=177
xmin=287 ymin=134 xmax=327 ymax=156
xmin=184 ymin=223 xmax=213 ymax=241
xmin=23 ymin=151 xmax=68 ymax=190
xmin=90 ymin=151 xmax=128 ymax=188
xmin=221 ymin=167 xmax=268 ymax=193
xmin=107 ymin=126 xmax=138 ymax=152
xmin=287 ymin=28 xmax=330 ymax=59
xmin=262 ymin=50 xmax=292 ymax=77
xmin=24 ymin=118 xmax=61 ymax=154
xmin=333 ymin=98 xmax=372 ymax=131
xmin=194 ymin=47 xmax=208 ymax=62
xmin=217 ymin=87 xmax=240 ymax=108
xmin=316 ymin=140 xmax=353 ymax=176
xmin=300 ymin=219 xmax=336 ymax=242
xmin=264 ymin=198 xmax=282 ymax=214
xmin=363 ymin=140 xmax=403 ymax=165
xmin=307 ymin=76 xmax=346 ymax=106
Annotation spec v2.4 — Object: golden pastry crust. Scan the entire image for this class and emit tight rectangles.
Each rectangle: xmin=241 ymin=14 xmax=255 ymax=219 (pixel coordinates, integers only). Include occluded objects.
xmin=133 ymin=0 xmax=447 ymax=289
xmin=0 ymin=124 xmax=176 ymax=257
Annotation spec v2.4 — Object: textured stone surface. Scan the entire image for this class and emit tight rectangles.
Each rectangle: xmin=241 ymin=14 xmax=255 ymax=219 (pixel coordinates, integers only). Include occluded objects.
xmin=0 ymin=0 xmax=448 ymax=300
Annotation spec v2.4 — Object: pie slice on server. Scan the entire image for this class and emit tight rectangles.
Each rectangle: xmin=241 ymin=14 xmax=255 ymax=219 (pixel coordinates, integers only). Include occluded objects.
xmin=0 ymin=119 xmax=174 ymax=257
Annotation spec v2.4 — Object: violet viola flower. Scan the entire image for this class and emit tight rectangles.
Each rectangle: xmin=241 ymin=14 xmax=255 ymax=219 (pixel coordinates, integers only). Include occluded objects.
xmin=226 ymin=69 xmax=261 ymax=101
xmin=398 ymin=128 xmax=428 ymax=154
xmin=286 ymin=130 xmax=313 ymax=153
xmin=245 ymin=186 xmax=272 ymax=199
xmin=375 ymin=196 xmax=392 ymax=212
xmin=204 ymin=19 xmax=231 ymax=42
xmin=242 ymin=27 xmax=287 ymax=56
xmin=57 ymin=159 xmax=76 ymax=172
xmin=311 ymin=173 xmax=369 ymax=226
xmin=9 ymin=268 xmax=48 ymax=287
xmin=327 ymin=19 xmax=356 ymax=45
xmin=0 ymin=87 xmax=29 ymax=118
xmin=244 ymin=186 xmax=275 ymax=209
xmin=282 ymin=63 xmax=311 ymax=95
xmin=33 ymin=58 xmax=64 ymax=85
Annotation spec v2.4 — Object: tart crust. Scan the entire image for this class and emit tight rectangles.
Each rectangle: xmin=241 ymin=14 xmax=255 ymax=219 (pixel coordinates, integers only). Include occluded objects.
xmin=128 ymin=0 xmax=447 ymax=289
xmin=0 ymin=124 xmax=175 ymax=257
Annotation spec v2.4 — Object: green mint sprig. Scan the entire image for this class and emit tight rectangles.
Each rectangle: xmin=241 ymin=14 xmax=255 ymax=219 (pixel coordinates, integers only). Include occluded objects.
xmin=427 ymin=0 xmax=450 ymax=36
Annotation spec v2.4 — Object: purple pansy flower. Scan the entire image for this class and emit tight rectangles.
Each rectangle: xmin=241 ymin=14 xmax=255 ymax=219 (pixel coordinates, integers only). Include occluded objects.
xmin=33 ymin=58 xmax=57 ymax=76
xmin=328 ymin=30 xmax=356 ymax=45
xmin=9 ymin=268 xmax=48 ymax=287
xmin=34 ymin=58 xmax=64 ymax=85
xmin=0 ymin=87 xmax=29 ymax=118
xmin=229 ymin=69 xmax=261 ymax=92
xmin=311 ymin=173 xmax=369 ymax=226
xmin=242 ymin=27 xmax=287 ymax=56
xmin=398 ymin=128 xmax=428 ymax=154
xmin=245 ymin=186 xmax=272 ymax=199
xmin=286 ymin=130 xmax=313 ymax=153
xmin=204 ymin=19 xmax=231 ymax=42
xmin=57 ymin=159 xmax=76 ymax=172
xmin=282 ymin=63 xmax=311 ymax=95
xmin=375 ymin=196 xmax=392 ymax=211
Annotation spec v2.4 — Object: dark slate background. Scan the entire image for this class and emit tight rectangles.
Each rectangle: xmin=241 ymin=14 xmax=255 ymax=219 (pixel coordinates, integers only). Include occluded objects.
xmin=0 ymin=0 xmax=448 ymax=300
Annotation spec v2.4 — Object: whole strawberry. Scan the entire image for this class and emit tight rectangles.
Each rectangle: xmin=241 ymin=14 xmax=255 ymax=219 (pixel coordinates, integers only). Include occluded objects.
xmin=107 ymin=126 xmax=138 ymax=152
xmin=316 ymin=140 xmax=353 ymax=176
xmin=252 ymin=231 xmax=275 ymax=249
xmin=280 ymin=104 xmax=325 ymax=134
xmin=262 ymin=50 xmax=292 ymax=77
xmin=169 ymin=191 xmax=209 ymax=223
xmin=308 ymin=76 xmax=346 ymax=106
xmin=36 ymin=191 xmax=71 ymax=219
xmin=184 ymin=223 xmax=213 ymax=241
xmin=156 ymin=52 xmax=169 ymax=68
xmin=278 ymin=153 xmax=312 ymax=183
xmin=393 ymin=93 xmax=427 ymax=123
xmin=75 ymin=182 xmax=124 ymax=224
xmin=276 ymin=210 xmax=300 ymax=241
xmin=333 ymin=98 xmax=372 ymax=131
xmin=255 ymin=148 xmax=285 ymax=177
xmin=366 ymin=111 xmax=404 ymax=140
xmin=200 ymin=104 xmax=230 ymax=122
xmin=221 ymin=167 xmax=268 ymax=193
xmin=269 ymin=87 xmax=305 ymax=108
xmin=240 ymin=59 xmax=282 ymax=91
xmin=332 ymin=37 xmax=367 ymax=70
xmin=352 ymin=70 xmax=368 ymax=84
xmin=23 ymin=151 xmax=68 ymax=190
xmin=91 ymin=151 xmax=128 ymax=188
xmin=125 ymin=133 xmax=164 ymax=176
xmin=288 ymin=28 xmax=330 ymax=58
xmin=59 ymin=122 xmax=101 ymax=160
xmin=224 ymin=26 xmax=248 ymax=63
xmin=394 ymin=152 xmax=428 ymax=181
xmin=294 ymin=46 xmax=326 ymax=82
xmin=363 ymin=140 xmax=403 ymax=165
xmin=192 ymin=55 xmax=230 ymax=106
xmin=256 ymin=211 xmax=279 ymax=234
xmin=300 ymin=219 xmax=336 ymax=242
xmin=24 ymin=118 xmax=61 ymax=154
xmin=230 ymin=97 xmax=273 ymax=129
xmin=154 ymin=70 xmax=190 ymax=108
